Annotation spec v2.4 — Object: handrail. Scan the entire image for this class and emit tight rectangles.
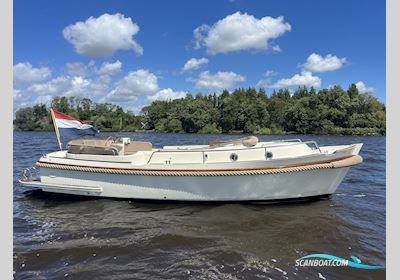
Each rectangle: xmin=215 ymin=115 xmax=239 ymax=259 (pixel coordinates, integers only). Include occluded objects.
xmin=305 ymin=141 xmax=321 ymax=153
xmin=20 ymin=167 xmax=40 ymax=182
xmin=146 ymin=141 xmax=320 ymax=164
xmin=281 ymin=138 xmax=302 ymax=142
xmin=261 ymin=140 xmax=319 ymax=149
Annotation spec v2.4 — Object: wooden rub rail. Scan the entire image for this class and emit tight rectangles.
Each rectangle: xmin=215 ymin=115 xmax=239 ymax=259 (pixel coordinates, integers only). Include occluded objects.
xmin=36 ymin=155 xmax=362 ymax=177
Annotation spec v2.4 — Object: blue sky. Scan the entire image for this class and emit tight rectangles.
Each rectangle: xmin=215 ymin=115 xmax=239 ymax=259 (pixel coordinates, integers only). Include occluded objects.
xmin=13 ymin=0 xmax=386 ymax=113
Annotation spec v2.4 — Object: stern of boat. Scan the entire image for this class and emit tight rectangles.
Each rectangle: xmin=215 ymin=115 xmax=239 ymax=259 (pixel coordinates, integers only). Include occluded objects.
xmin=18 ymin=167 xmax=42 ymax=190
xmin=18 ymin=165 xmax=104 ymax=196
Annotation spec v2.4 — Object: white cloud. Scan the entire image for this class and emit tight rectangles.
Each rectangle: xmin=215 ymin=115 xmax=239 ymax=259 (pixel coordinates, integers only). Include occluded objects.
xmin=65 ymin=62 xmax=88 ymax=76
xmin=256 ymin=70 xmax=277 ymax=88
xmin=28 ymin=76 xmax=88 ymax=96
xmin=96 ymin=60 xmax=122 ymax=76
xmin=27 ymin=75 xmax=111 ymax=97
xmin=147 ymin=88 xmax=187 ymax=102
xmin=105 ymin=70 xmax=188 ymax=107
xmin=65 ymin=60 xmax=122 ymax=77
xmin=13 ymin=89 xmax=51 ymax=112
xmin=89 ymin=75 xmax=113 ymax=96
xmin=194 ymin=12 xmax=291 ymax=54
xmin=13 ymin=62 xmax=51 ymax=86
xmin=13 ymin=101 xmax=31 ymax=113
xmin=272 ymin=45 xmax=282 ymax=52
xmin=193 ymin=24 xmax=210 ymax=49
xmin=192 ymin=71 xmax=245 ymax=91
xmin=63 ymin=13 xmax=143 ymax=57
xmin=302 ymin=53 xmax=346 ymax=73
xmin=124 ymin=104 xmax=144 ymax=115
xmin=355 ymin=81 xmax=374 ymax=93
xmin=106 ymin=69 xmax=159 ymax=102
xmin=13 ymin=89 xmax=31 ymax=103
xmin=34 ymin=95 xmax=53 ymax=105
xmin=181 ymin=57 xmax=209 ymax=72
xmin=23 ymin=60 xmax=128 ymax=102
xmin=270 ymin=71 xmax=321 ymax=88
xmin=264 ymin=70 xmax=277 ymax=77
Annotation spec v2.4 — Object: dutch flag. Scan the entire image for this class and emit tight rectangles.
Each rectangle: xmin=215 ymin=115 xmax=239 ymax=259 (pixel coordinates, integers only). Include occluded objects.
xmin=51 ymin=109 xmax=99 ymax=149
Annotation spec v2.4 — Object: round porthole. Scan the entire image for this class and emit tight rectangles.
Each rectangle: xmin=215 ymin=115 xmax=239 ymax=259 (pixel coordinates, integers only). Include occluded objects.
xmin=265 ymin=151 xmax=273 ymax=160
xmin=230 ymin=153 xmax=238 ymax=161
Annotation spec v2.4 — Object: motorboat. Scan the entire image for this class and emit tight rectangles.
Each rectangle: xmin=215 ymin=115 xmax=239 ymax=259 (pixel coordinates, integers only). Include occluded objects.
xmin=19 ymin=136 xmax=363 ymax=202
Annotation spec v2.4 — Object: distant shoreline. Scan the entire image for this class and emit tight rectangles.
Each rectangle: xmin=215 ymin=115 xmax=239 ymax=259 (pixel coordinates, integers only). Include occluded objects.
xmin=13 ymin=86 xmax=386 ymax=136
xmin=13 ymin=129 xmax=385 ymax=136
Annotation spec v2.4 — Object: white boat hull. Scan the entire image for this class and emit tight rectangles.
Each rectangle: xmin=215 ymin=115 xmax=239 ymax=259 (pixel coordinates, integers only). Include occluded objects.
xmin=18 ymin=140 xmax=363 ymax=202
xmin=24 ymin=165 xmax=351 ymax=202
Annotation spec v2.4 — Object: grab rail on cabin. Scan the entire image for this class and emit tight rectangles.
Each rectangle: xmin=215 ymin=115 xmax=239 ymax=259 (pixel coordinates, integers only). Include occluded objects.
xmin=305 ymin=141 xmax=321 ymax=152
xmin=260 ymin=140 xmax=318 ymax=149
xmin=280 ymin=138 xmax=302 ymax=142
xmin=262 ymin=140 xmax=321 ymax=153
xmin=259 ymin=138 xmax=302 ymax=146
xmin=146 ymin=140 xmax=321 ymax=165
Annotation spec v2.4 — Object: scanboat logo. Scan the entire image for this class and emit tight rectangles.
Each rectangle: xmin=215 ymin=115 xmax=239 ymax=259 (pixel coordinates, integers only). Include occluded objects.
xmin=295 ymin=254 xmax=384 ymax=270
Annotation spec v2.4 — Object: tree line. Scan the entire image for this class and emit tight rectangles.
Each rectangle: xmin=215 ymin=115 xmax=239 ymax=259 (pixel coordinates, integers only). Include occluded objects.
xmin=13 ymin=84 xmax=386 ymax=135
xmin=14 ymin=97 xmax=141 ymax=132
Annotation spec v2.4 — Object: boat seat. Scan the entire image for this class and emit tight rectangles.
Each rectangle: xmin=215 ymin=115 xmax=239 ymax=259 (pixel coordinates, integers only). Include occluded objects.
xmin=67 ymin=139 xmax=123 ymax=155
xmin=124 ymin=141 xmax=153 ymax=155
xmin=68 ymin=139 xmax=112 ymax=147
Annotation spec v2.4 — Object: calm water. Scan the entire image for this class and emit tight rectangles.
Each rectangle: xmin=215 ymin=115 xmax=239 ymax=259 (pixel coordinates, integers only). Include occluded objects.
xmin=13 ymin=132 xmax=386 ymax=279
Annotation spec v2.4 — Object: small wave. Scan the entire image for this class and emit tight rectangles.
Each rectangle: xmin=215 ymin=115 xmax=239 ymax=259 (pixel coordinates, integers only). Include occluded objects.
xmin=363 ymin=157 xmax=385 ymax=163
xmin=273 ymin=266 xmax=287 ymax=275
xmin=344 ymin=177 xmax=366 ymax=184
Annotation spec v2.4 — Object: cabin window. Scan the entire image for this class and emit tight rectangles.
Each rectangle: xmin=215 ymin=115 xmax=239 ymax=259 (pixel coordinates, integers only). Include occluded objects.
xmin=230 ymin=153 xmax=238 ymax=161
xmin=265 ymin=151 xmax=273 ymax=160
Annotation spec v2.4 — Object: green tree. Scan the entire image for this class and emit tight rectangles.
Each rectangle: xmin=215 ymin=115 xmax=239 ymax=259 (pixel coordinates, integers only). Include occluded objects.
xmin=13 ymin=85 xmax=386 ymax=136
xmin=347 ymin=83 xmax=359 ymax=99
xmin=165 ymin=118 xmax=183 ymax=133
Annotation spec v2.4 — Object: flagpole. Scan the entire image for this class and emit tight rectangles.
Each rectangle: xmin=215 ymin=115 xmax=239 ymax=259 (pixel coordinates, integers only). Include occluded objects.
xmin=50 ymin=108 xmax=63 ymax=151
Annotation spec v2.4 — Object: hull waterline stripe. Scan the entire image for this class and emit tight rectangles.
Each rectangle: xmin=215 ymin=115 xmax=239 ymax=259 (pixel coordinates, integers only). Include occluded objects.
xmin=36 ymin=155 xmax=362 ymax=176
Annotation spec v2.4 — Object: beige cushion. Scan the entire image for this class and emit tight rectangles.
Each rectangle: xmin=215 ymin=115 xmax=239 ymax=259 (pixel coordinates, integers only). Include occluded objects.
xmin=124 ymin=141 xmax=152 ymax=155
xmin=209 ymin=136 xmax=259 ymax=148
xmin=67 ymin=139 xmax=122 ymax=155
xmin=68 ymin=144 xmax=121 ymax=155
xmin=68 ymin=139 xmax=111 ymax=147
